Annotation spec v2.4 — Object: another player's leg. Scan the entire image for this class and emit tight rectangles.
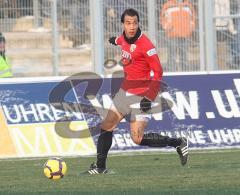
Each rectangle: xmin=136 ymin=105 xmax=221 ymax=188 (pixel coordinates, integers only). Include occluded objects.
xmin=130 ymin=120 xmax=188 ymax=166
xmin=84 ymin=109 xmax=123 ymax=174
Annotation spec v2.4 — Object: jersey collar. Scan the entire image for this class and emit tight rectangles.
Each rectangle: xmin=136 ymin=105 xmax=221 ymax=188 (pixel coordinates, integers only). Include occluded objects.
xmin=123 ymin=28 xmax=142 ymax=44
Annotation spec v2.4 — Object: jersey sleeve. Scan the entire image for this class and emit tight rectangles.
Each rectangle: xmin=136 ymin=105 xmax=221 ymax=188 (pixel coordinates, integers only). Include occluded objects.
xmin=115 ymin=35 xmax=124 ymax=45
xmin=144 ymin=45 xmax=163 ymax=101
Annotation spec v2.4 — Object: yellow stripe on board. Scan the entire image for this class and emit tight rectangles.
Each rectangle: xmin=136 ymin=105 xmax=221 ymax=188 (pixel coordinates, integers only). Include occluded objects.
xmin=8 ymin=121 xmax=96 ymax=157
xmin=0 ymin=107 xmax=16 ymax=157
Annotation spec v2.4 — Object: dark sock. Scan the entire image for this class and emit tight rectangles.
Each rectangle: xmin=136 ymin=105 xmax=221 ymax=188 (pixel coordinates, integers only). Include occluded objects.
xmin=167 ymin=137 xmax=182 ymax=147
xmin=96 ymin=129 xmax=113 ymax=169
xmin=139 ymin=133 xmax=181 ymax=148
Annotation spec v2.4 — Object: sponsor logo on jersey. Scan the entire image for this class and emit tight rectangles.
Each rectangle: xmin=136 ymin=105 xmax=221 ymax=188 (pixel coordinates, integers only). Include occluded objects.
xmin=122 ymin=50 xmax=131 ymax=59
xmin=121 ymin=50 xmax=132 ymax=66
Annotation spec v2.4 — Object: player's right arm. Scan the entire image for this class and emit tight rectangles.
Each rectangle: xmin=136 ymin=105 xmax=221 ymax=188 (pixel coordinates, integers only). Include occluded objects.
xmin=108 ymin=36 xmax=123 ymax=46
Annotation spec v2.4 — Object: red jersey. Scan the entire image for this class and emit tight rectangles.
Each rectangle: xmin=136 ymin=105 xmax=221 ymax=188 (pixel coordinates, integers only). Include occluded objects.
xmin=116 ymin=33 xmax=163 ymax=101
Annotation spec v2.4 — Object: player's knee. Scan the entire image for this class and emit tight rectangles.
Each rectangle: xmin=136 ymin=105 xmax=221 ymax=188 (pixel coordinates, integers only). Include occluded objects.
xmin=101 ymin=110 xmax=121 ymax=131
xmin=101 ymin=121 xmax=116 ymax=131
xmin=131 ymin=135 xmax=142 ymax=145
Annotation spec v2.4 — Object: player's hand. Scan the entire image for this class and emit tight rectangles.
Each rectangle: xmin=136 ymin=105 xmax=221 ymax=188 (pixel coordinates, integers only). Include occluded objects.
xmin=140 ymin=97 xmax=152 ymax=113
xmin=109 ymin=37 xmax=117 ymax=45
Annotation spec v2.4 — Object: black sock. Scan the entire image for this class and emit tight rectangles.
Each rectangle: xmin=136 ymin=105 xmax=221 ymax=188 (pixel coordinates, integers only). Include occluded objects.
xmin=139 ymin=133 xmax=181 ymax=148
xmin=96 ymin=129 xmax=113 ymax=169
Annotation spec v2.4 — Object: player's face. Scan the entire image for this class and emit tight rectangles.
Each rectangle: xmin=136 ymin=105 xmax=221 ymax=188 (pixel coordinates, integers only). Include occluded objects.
xmin=122 ymin=15 xmax=139 ymax=38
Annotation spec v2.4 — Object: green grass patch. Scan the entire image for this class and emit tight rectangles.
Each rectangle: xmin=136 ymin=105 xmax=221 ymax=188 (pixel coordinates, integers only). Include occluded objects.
xmin=0 ymin=149 xmax=240 ymax=195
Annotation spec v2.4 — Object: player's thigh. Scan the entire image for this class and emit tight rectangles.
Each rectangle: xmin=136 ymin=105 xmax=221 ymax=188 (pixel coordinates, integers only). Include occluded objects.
xmin=130 ymin=120 xmax=148 ymax=144
xmin=101 ymin=109 xmax=123 ymax=131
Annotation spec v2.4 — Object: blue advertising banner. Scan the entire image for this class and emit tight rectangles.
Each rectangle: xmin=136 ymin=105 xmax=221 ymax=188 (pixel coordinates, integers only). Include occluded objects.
xmin=0 ymin=72 xmax=240 ymax=158
xmin=73 ymin=72 xmax=240 ymax=151
xmin=0 ymin=79 xmax=96 ymax=157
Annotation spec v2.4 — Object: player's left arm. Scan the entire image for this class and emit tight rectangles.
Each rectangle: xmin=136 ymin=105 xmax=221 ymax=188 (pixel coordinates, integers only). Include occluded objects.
xmin=140 ymin=47 xmax=162 ymax=113
xmin=144 ymin=47 xmax=163 ymax=101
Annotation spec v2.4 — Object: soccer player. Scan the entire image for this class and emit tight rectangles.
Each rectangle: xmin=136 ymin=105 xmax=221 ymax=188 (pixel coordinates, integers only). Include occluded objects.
xmin=85 ymin=8 xmax=188 ymax=174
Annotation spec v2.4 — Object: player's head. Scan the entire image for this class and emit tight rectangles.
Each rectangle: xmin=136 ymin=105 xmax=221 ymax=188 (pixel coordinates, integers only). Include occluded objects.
xmin=0 ymin=33 xmax=6 ymax=55
xmin=121 ymin=9 xmax=139 ymax=39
